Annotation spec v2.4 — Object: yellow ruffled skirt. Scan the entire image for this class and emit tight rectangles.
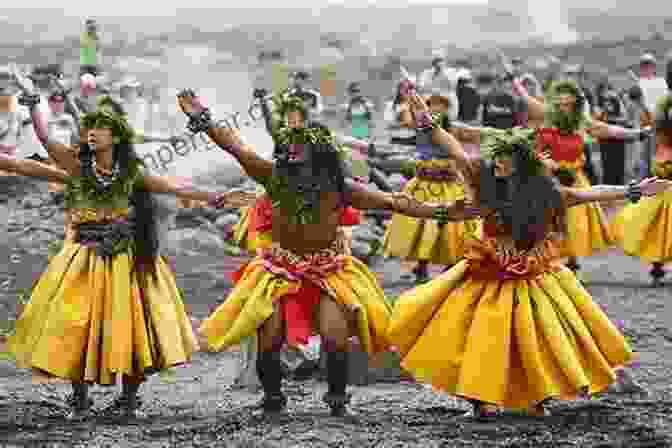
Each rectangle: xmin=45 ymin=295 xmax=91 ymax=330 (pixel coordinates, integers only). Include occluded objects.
xmin=7 ymin=241 xmax=198 ymax=385
xmin=561 ymin=170 xmax=613 ymax=257
xmin=388 ymin=236 xmax=633 ymax=409
xmin=231 ymin=206 xmax=273 ymax=253
xmin=199 ymin=253 xmax=391 ymax=355
xmin=611 ymin=189 xmax=672 ymax=263
xmin=383 ymin=177 xmax=481 ymax=266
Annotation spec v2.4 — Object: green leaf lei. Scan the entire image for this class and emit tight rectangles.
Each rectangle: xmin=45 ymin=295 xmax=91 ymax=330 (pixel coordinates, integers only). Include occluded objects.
xmin=64 ymin=160 xmax=142 ymax=209
xmin=543 ymin=80 xmax=590 ymax=133
xmin=480 ymin=127 xmax=545 ymax=175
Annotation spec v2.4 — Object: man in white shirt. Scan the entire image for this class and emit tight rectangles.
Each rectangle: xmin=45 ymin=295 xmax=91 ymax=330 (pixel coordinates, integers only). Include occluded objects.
xmin=638 ymin=53 xmax=668 ymax=114
xmin=418 ymin=57 xmax=459 ymax=121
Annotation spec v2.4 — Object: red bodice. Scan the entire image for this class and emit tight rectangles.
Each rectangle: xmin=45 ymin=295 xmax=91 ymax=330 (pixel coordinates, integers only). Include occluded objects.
xmin=536 ymin=127 xmax=584 ymax=162
xmin=253 ymin=196 xmax=361 ymax=232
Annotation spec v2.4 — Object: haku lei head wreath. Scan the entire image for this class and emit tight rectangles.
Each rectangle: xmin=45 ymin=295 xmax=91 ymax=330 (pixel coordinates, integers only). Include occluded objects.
xmin=544 ymin=79 xmax=590 ymax=133
xmin=273 ymin=93 xmax=308 ymax=119
xmin=480 ymin=127 xmax=545 ymax=176
xmin=80 ymin=96 xmax=135 ymax=144
xmin=271 ymin=92 xmax=368 ymax=182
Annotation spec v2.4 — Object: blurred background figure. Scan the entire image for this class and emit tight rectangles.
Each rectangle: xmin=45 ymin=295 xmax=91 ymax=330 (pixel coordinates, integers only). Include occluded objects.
xmin=80 ymin=18 xmax=100 ymax=77
xmin=287 ymin=70 xmax=323 ymax=119
xmin=637 ymin=52 xmax=668 ymax=114
xmin=418 ymin=56 xmax=459 ymax=120
xmin=456 ymin=68 xmax=481 ymax=125
xmin=341 ymin=82 xmax=375 ymax=140
xmin=595 ymin=81 xmax=632 ymax=185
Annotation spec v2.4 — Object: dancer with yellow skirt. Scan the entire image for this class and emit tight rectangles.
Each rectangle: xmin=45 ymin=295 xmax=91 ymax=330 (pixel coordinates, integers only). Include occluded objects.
xmin=612 ymin=94 xmax=672 ymax=285
xmin=384 ymin=91 xmax=481 ymax=283
xmin=176 ymin=89 xmax=468 ymax=418
xmin=388 ymin=93 xmax=670 ymax=420
xmin=512 ymin=77 xmax=652 ymax=274
xmin=6 ymin=77 xmax=255 ymax=420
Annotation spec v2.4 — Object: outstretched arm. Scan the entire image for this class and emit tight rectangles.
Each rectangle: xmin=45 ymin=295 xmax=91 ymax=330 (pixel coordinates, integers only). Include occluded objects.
xmin=177 ymin=90 xmax=273 ymax=182
xmin=21 ymin=94 xmax=80 ymax=175
xmin=0 ymin=154 xmax=68 ymax=183
xmin=587 ymin=119 xmax=651 ymax=141
xmin=562 ymin=177 xmax=672 ymax=207
xmin=141 ymin=174 xmax=258 ymax=207
xmin=347 ymin=179 xmax=479 ymax=221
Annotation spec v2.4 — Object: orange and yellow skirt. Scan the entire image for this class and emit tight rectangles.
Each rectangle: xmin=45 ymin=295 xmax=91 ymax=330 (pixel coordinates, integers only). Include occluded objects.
xmin=388 ymin=235 xmax=634 ymax=409
xmin=611 ymin=163 xmax=672 ymax=263
xmin=199 ymin=234 xmax=390 ymax=354
xmin=383 ymin=160 xmax=481 ymax=266
xmin=559 ymin=161 xmax=613 ymax=257
xmin=7 ymin=212 xmax=197 ymax=385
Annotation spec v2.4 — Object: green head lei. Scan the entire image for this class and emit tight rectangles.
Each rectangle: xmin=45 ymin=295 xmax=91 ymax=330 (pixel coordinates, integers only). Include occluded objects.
xmin=273 ymin=94 xmax=307 ymax=119
xmin=544 ymin=79 xmax=589 ymax=133
xmin=81 ymin=96 xmax=135 ymax=144
xmin=480 ymin=127 xmax=545 ymax=176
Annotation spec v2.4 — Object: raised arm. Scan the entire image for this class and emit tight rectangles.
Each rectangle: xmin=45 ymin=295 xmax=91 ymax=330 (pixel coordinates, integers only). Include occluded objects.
xmin=176 ymin=90 xmax=273 ymax=181
xmin=16 ymin=84 xmax=79 ymax=175
xmin=497 ymin=51 xmax=545 ymax=122
xmin=408 ymin=94 xmax=472 ymax=173
xmin=141 ymin=174 xmax=258 ymax=208
xmin=346 ymin=178 xmax=479 ymax=222
xmin=0 ymin=154 xmax=69 ymax=183
xmin=562 ymin=177 xmax=672 ymax=207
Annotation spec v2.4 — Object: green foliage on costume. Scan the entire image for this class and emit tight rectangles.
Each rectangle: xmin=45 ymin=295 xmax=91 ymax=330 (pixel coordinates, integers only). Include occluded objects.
xmin=480 ymin=127 xmax=545 ymax=176
xmin=263 ymin=175 xmax=319 ymax=225
xmin=63 ymin=159 xmax=143 ymax=209
xmin=543 ymin=79 xmax=590 ymax=133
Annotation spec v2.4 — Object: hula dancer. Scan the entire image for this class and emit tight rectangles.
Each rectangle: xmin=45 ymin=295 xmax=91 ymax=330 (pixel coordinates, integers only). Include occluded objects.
xmin=177 ymin=88 xmax=468 ymax=418
xmin=6 ymin=74 xmax=255 ymax=420
xmin=383 ymin=89 xmax=481 ymax=283
xmin=503 ymin=52 xmax=653 ymax=274
xmin=388 ymin=92 xmax=670 ymax=419
xmin=612 ymin=94 xmax=672 ymax=285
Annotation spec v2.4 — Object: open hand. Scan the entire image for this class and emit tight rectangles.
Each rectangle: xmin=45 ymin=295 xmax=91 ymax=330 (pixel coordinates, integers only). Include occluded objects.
xmin=639 ymin=177 xmax=672 ymax=197
xmin=176 ymin=89 xmax=202 ymax=116
xmin=408 ymin=94 xmax=429 ymax=114
xmin=208 ymin=189 xmax=258 ymax=209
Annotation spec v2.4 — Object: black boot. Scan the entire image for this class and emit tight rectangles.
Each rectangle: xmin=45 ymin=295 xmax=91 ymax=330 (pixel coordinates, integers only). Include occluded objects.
xmin=101 ymin=376 xmax=145 ymax=419
xmin=566 ymin=258 xmax=580 ymax=272
xmin=413 ymin=261 xmax=429 ymax=284
xmin=323 ymin=351 xmax=355 ymax=418
xmin=255 ymin=351 xmax=287 ymax=415
xmin=65 ymin=382 xmax=92 ymax=421
xmin=650 ymin=263 xmax=665 ymax=286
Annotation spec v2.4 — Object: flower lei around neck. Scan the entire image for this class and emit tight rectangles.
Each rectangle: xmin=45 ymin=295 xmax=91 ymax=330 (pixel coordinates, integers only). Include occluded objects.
xmin=543 ymin=80 xmax=589 ymax=133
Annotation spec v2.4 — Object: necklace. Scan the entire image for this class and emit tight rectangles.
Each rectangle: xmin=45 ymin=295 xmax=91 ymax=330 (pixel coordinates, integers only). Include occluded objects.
xmin=91 ymin=158 xmax=121 ymax=190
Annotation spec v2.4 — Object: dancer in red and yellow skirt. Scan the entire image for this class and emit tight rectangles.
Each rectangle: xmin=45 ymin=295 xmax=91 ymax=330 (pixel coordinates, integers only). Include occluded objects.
xmin=511 ymin=75 xmax=651 ymax=274
xmin=383 ymin=93 xmax=480 ymax=283
xmin=611 ymin=94 xmax=672 ymax=285
xmin=178 ymin=90 xmax=464 ymax=417
xmin=388 ymin=94 xmax=669 ymax=419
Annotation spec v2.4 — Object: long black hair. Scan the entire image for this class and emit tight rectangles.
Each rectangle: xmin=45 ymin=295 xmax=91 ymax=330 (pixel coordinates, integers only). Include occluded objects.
xmin=479 ymin=146 xmax=566 ymax=247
